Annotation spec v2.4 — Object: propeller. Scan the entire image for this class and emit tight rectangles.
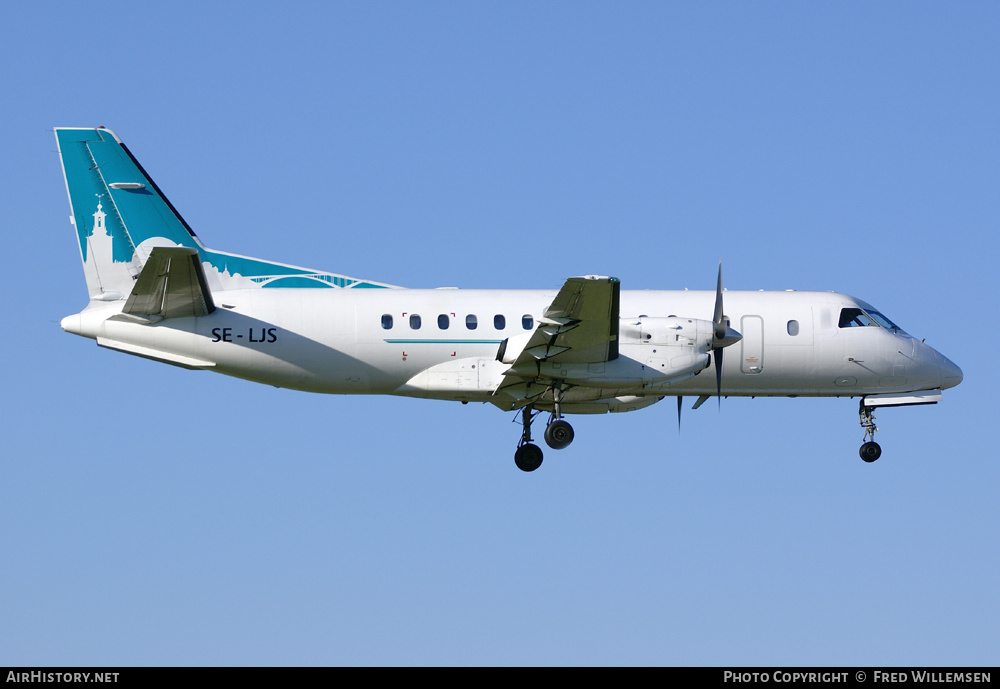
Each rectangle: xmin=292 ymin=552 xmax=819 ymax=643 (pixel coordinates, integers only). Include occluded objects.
xmin=677 ymin=264 xmax=743 ymax=429
xmin=711 ymin=262 xmax=742 ymax=408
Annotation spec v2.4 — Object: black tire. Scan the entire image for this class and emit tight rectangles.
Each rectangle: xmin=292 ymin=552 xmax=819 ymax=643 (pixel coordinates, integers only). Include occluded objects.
xmin=544 ymin=419 xmax=575 ymax=450
xmin=514 ymin=443 xmax=544 ymax=472
xmin=859 ymin=441 xmax=882 ymax=463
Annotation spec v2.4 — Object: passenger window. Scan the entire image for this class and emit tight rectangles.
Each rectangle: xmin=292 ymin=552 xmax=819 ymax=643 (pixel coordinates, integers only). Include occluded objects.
xmin=494 ymin=314 xmax=506 ymax=330
xmin=787 ymin=320 xmax=799 ymax=336
xmin=438 ymin=314 xmax=450 ymax=330
xmin=522 ymin=315 xmax=534 ymax=330
xmin=381 ymin=314 xmax=393 ymax=330
xmin=410 ymin=314 xmax=421 ymax=329
xmin=466 ymin=314 xmax=478 ymax=330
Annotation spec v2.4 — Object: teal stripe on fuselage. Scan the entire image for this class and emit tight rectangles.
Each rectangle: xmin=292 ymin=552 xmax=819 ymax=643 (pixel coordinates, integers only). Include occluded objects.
xmin=383 ymin=339 xmax=504 ymax=344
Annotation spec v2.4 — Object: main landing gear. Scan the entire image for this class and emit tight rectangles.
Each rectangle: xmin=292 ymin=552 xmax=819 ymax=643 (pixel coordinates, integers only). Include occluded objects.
xmin=513 ymin=398 xmax=576 ymax=472
xmin=514 ymin=407 xmax=544 ymax=472
xmin=859 ymin=401 xmax=882 ymax=463
xmin=544 ymin=419 xmax=574 ymax=450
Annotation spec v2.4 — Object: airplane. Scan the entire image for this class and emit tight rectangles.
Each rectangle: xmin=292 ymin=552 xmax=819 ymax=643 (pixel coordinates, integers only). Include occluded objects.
xmin=54 ymin=127 xmax=964 ymax=471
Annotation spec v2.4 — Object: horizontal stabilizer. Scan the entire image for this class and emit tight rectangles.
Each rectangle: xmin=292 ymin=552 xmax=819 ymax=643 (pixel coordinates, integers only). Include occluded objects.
xmin=122 ymin=247 xmax=215 ymax=319
xmin=97 ymin=337 xmax=215 ymax=370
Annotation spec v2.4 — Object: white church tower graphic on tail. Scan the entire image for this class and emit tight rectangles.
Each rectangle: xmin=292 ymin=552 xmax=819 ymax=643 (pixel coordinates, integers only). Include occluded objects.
xmin=81 ymin=195 xmax=140 ymax=301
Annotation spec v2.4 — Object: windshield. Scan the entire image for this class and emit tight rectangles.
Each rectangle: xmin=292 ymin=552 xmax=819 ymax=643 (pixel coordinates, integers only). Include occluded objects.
xmin=865 ymin=310 xmax=905 ymax=334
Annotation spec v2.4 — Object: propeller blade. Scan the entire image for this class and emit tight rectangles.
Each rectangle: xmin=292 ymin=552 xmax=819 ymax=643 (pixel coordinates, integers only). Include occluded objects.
xmin=713 ymin=261 xmax=725 ymax=408
xmin=710 ymin=262 xmax=742 ymax=408
xmin=713 ymin=261 xmax=726 ymax=341
xmin=677 ymin=396 xmax=683 ymax=431
xmin=714 ymin=348 xmax=723 ymax=409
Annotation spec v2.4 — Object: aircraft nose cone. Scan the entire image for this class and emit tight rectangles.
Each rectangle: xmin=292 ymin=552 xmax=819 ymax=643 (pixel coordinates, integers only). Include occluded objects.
xmin=939 ymin=353 xmax=963 ymax=389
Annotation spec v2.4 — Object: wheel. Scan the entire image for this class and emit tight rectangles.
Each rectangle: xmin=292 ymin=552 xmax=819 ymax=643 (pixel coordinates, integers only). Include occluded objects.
xmin=514 ymin=443 xmax=544 ymax=472
xmin=859 ymin=441 xmax=882 ymax=463
xmin=544 ymin=419 xmax=575 ymax=450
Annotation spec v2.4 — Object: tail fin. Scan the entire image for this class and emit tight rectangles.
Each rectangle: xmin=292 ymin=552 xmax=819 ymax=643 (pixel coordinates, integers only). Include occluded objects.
xmin=55 ymin=127 xmax=202 ymax=300
xmin=56 ymin=127 xmax=398 ymax=296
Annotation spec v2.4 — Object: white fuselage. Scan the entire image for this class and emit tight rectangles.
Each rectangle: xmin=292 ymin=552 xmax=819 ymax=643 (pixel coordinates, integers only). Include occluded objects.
xmin=63 ymin=287 xmax=963 ymax=411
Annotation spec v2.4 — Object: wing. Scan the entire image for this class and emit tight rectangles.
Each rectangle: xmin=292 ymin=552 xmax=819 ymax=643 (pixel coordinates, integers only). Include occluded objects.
xmin=495 ymin=275 xmax=619 ymax=404
xmin=116 ymin=246 xmax=216 ymax=322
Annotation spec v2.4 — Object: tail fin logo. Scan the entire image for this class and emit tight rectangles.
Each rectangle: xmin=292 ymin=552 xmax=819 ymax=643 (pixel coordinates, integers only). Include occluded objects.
xmin=57 ymin=127 xmax=398 ymax=296
xmin=81 ymin=195 xmax=142 ymax=300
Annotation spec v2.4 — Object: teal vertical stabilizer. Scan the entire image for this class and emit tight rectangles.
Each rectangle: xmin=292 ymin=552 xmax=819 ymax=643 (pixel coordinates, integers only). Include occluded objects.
xmin=55 ymin=127 xmax=396 ymax=298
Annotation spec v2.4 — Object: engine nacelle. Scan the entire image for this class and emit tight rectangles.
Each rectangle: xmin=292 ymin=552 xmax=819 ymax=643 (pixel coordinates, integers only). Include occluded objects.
xmin=496 ymin=331 xmax=533 ymax=364
xmin=498 ymin=316 xmax=714 ymax=390
xmin=619 ymin=316 xmax=714 ymax=349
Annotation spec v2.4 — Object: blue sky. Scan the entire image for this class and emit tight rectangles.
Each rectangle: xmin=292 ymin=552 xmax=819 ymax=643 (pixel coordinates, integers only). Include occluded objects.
xmin=1 ymin=2 xmax=997 ymax=665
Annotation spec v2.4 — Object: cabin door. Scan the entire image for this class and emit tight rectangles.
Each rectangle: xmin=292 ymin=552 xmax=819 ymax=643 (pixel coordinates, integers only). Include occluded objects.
xmin=740 ymin=315 xmax=764 ymax=374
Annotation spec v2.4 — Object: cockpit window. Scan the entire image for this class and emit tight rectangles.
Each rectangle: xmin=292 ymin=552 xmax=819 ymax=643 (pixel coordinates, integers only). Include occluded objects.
xmin=866 ymin=310 xmax=905 ymax=334
xmin=839 ymin=308 xmax=875 ymax=328
xmin=839 ymin=307 xmax=906 ymax=334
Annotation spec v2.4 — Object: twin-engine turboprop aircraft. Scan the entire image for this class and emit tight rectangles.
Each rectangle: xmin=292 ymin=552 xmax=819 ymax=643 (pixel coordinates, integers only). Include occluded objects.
xmin=55 ymin=127 xmax=963 ymax=471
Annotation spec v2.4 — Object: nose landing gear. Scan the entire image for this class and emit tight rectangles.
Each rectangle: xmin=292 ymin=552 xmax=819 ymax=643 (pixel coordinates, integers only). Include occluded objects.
xmin=859 ymin=401 xmax=882 ymax=463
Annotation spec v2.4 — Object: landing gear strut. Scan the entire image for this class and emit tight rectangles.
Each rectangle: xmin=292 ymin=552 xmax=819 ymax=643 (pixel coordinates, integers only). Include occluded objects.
xmin=514 ymin=407 xmax=544 ymax=472
xmin=859 ymin=401 xmax=882 ymax=463
xmin=513 ymin=386 xmax=577 ymax=471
